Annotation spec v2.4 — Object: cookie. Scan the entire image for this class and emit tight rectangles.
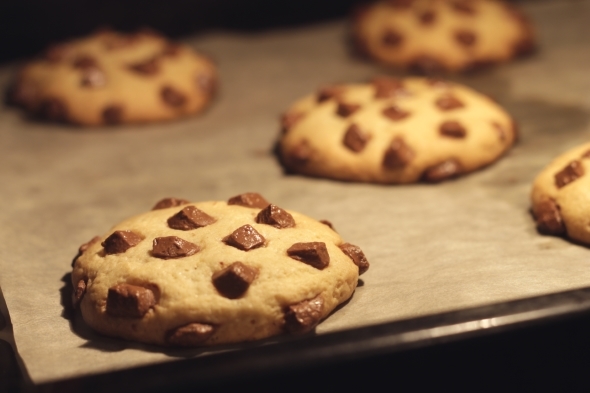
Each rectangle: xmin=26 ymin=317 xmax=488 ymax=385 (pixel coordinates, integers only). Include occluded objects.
xmin=531 ymin=143 xmax=590 ymax=245
xmin=352 ymin=0 xmax=535 ymax=73
xmin=71 ymin=193 xmax=369 ymax=346
xmin=8 ymin=29 xmax=217 ymax=126
xmin=278 ymin=76 xmax=517 ymax=183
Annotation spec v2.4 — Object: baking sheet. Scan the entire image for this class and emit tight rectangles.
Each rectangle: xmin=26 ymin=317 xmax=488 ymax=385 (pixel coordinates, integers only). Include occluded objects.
xmin=2 ymin=0 xmax=590 ymax=384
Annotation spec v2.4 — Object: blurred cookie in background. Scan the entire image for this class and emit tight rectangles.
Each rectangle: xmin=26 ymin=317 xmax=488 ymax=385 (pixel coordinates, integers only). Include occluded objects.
xmin=352 ymin=0 xmax=535 ymax=73
xmin=7 ymin=29 xmax=217 ymax=126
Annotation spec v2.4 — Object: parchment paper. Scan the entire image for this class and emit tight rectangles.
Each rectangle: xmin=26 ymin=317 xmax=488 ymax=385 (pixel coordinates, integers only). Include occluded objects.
xmin=2 ymin=0 xmax=590 ymax=384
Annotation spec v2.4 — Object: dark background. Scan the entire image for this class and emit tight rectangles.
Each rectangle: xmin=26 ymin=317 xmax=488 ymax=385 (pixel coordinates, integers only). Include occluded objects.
xmin=0 ymin=0 xmax=366 ymax=64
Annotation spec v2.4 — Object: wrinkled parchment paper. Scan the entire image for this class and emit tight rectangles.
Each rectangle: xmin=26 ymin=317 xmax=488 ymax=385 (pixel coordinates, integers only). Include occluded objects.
xmin=2 ymin=0 xmax=590 ymax=383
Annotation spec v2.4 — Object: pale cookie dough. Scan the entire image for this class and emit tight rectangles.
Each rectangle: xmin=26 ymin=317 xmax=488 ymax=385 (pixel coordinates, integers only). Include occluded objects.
xmin=531 ymin=143 xmax=590 ymax=245
xmin=9 ymin=29 xmax=217 ymax=126
xmin=71 ymin=193 xmax=369 ymax=346
xmin=278 ymin=76 xmax=517 ymax=183
xmin=352 ymin=0 xmax=535 ymax=73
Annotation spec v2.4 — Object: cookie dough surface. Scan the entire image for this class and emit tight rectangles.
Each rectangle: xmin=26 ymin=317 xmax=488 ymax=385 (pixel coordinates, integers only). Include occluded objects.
xmin=531 ymin=143 xmax=590 ymax=245
xmin=352 ymin=0 xmax=535 ymax=73
xmin=71 ymin=194 xmax=367 ymax=346
xmin=278 ymin=76 xmax=517 ymax=184
xmin=9 ymin=29 xmax=217 ymax=126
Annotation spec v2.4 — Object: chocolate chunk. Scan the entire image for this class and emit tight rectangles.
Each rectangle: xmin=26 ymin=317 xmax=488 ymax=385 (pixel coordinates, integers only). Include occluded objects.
xmin=256 ymin=204 xmax=296 ymax=229
xmin=383 ymin=137 xmax=415 ymax=169
xmin=280 ymin=112 xmax=304 ymax=134
xmin=319 ymin=220 xmax=335 ymax=230
xmin=534 ymin=199 xmax=566 ymax=235
xmin=38 ymin=98 xmax=67 ymax=122
xmin=161 ymin=86 xmax=187 ymax=107
xmin=455 ymin=30 xmax=477 ymax=47
xmin=372 ymin=76 xmax=405 ymax=99
xmin=451 ymin=1 xmax=476 ymax=14
xmin=409 ymin=56 xmax=444 ymax=75
xmin=128 ymin=58 xmax=159 ymax=75
xmin=167 ymin=323 xmax=215 ymax=346
xmin=317 ymin=86 xmax=343 ymax=103
xmin=102 ymin=105 xmax=123 ymax=124
xmin=382 ymin=30 xmax=403 ymax=47
xmin=72 ymin=55 xmax=98 ymax=69
xmin=162 ymin=44 xmax=181 ymax=57
xmin=287 ymin=242 xmax=330 ymax=270
xmin=71 ymin=235 xmax=101 ymax=267
xmin=492 ymin=121 xmax=507 ymax=142
xmin=152 ymin=236 xmax=200 ymax=259
xmin=284 ymin=295 xmax=324 ymax=334
xmin=167 ymin=206 xmax=216 ymax=230
xmin=382 ymin=105 xmax=410 ymax=121
xmin=339 ymin=243 xmax=370 ymax=275
xmin=439 ymin=120 xmax=466 ymax=138
xmin=386 ymin=0 xmax=413 ymax=8
xmin=152 ymin=197 xmax=190 ymax=210
xmin=228 ymin=193 xmax=270 ymax=209
xmin=435 ymin=94 xmax=465 ymax=111
xmin=106 ymin=283 xmax=156 ymax=318
xmin=422 ymin=159 xmax=462 ymax=182
xmin=74 ymin=279 xmax=87 ymax=304
xmin=513 ymin=37 xmax=536 ymax=57
xmin=336 ymin=102 xmax=361 ymax=118
xmin=102 ymin=230 xmax=143 ymax=255
xmin=353 ymin=33 xmax=371 ymax=58
xmin=582 ymin=150 xmax=590 ymax=159
xmin=288 ymin=140 xmax=312 ymax=166
xmin=343 ymin=123 xmax=371 ymax=153
xmin=224 ymin=225 xmax=266 ymax=251
xmin=554 ymin=160 xmax=584 ymax=189
xmin=81 ymin=67 xmax=106 ymax=88
xmin=196 ymin=73 xmax=216 ymax=95
xmin=212 ymin=262 xmax=258 ymax=299
xmin=419 ymin=10 xmax=437 ymax=24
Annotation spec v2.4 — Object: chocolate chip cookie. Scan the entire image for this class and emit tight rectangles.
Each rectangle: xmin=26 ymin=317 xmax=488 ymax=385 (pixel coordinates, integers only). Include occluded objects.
xmin=71 ymin=193 xmax=369 ymax=346
xmin=531 ymin=143 xmax=590 ymax=245
xmin=278 ymin=76 xmax=517 ymax=183
xmin=8 ymin=29 xmax=217 ymax=125
xmin=352 ymin=0 xmax=535 ymax=73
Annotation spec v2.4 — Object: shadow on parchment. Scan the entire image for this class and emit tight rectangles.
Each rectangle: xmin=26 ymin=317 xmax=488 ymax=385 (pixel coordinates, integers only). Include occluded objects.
xmin=60 ymin=272 xmax=356 ymax=359
xmin=411 ymin=71 xmax=590 ymax=209
xmin=450 ymin=73 xmax=590 ymax=244
xmin=474 ymin=96 xmax=590 ymax=206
